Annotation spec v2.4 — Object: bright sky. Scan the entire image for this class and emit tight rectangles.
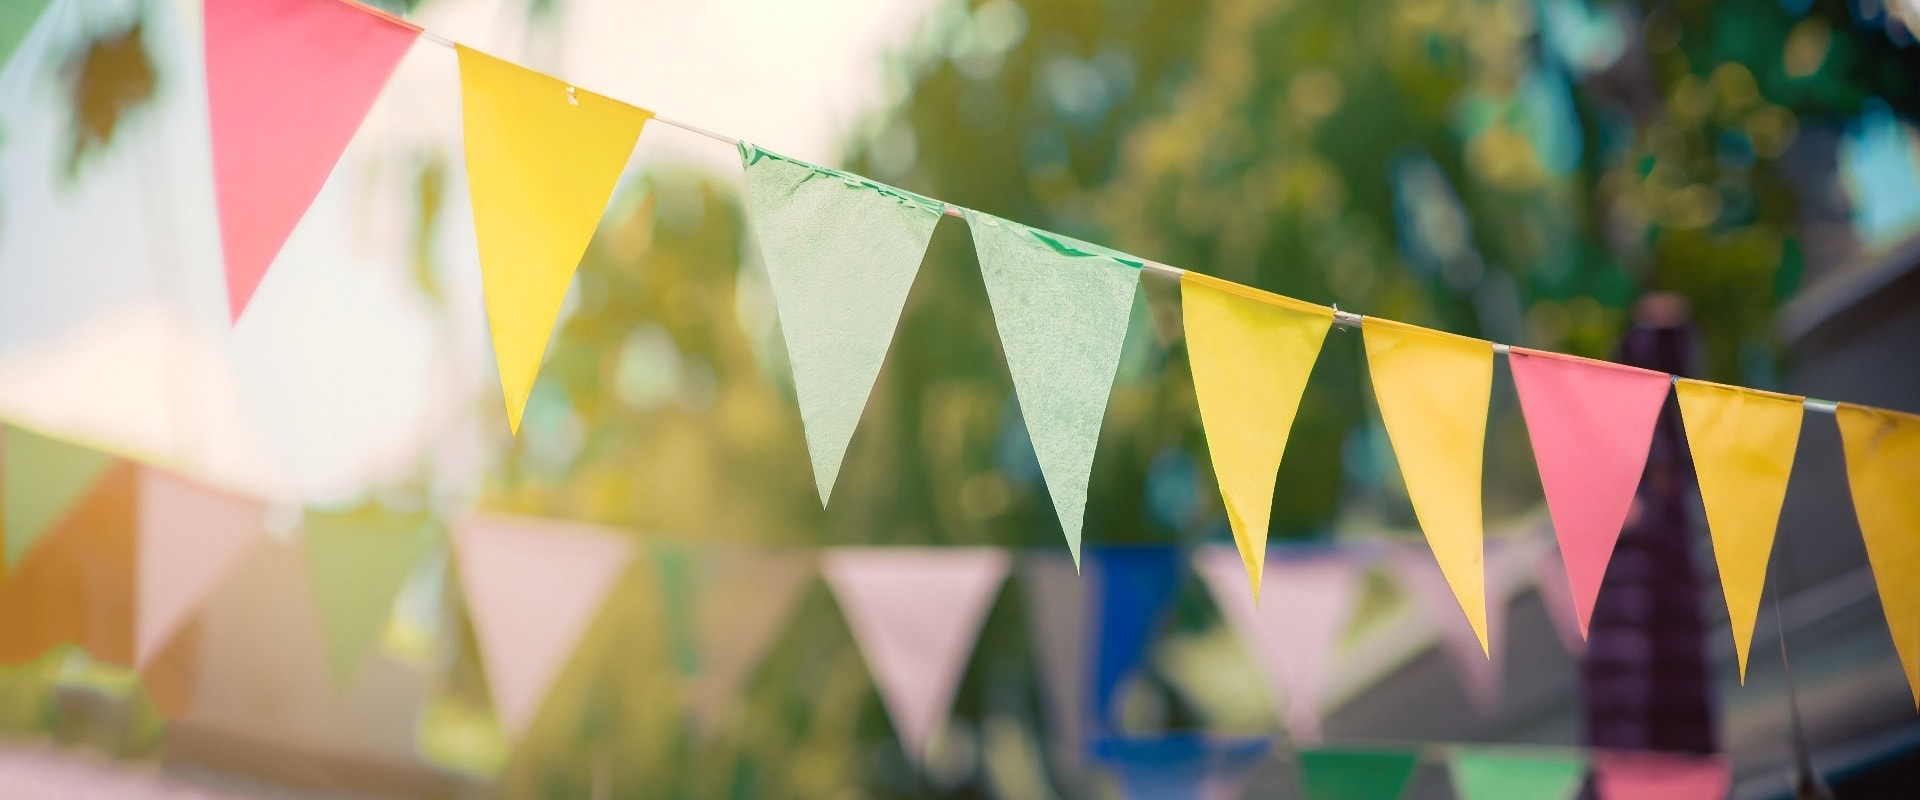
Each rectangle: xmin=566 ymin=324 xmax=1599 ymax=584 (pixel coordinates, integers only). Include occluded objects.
xmin=0 ymin=0 xmax=940 ymax=506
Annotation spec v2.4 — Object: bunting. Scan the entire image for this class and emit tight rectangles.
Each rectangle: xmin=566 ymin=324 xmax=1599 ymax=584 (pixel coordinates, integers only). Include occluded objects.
xmin=1593 ymin=751 xmax=1730 ymax=800
xmin=204 ymin=0 xmax=419 ymax=320
xmin=1091 ymin=546 xmax=1184 ymax=731
xmin=967 ymin=211 xmax=1140 ymax=566
xmin=1532 ymin=536 xmax=1588 ymax=656
xmin=739 ymin=145 xmax=943 ymax=504
xmin=1448 ymin=749 xmax=1585 ymax=800
xmin=1508 ymin=348 xmax=1670 ymax=639
xmin=1296 ymin=748 xmax=1420 ymax=800
xmin=1195 ymin=545 xmax=1359 ymax=741
xmin=458 ymin=45 xmax=652 ymax=433
xmin=655 ymin=546 xmax=815 ymax=734
xmin=0 ymin=0 xmax=54 ymax=67
xmin=1363 ymin=317 xmax=1494 ymax=653
xmin=1094 ymin=736 xmax=1272 ymax=800
xmin=303 ymin=506 xmax=442 ymax=683
xmin=0 ymin=462 xmax=136 ymax=665
xmin=1391 ymin=539 xmax=1533 ymax=713
xmin=1182 ymin=273 xmax=1334 ymax=599
xmin=452 ymin=515 xmax=634 ymax=739
xmin=1675 ymin=379 xmax=1803 ymax=681
xmin=2 ymin=423 xmax=113 ymax=573
xmin=1835 ymin=403 xmax=1920 ymax=707
xmin=1020 ymin=554 xmax=1091 ymax=769
xmin=135 ymin=468 xmax=267 ymax=666
xmin=822 ymin=548 xmax=1008 ymax=763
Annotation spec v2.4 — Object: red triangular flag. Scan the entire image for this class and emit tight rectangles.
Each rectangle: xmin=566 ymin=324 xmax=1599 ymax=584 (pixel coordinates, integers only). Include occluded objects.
xmin=205 ymin=0 xmax=418 ymax=320
xmin=1508 ymin=348 xmax=1671 ymax=640
xmin=1595 ymin=751 xmax=1730 ymax=800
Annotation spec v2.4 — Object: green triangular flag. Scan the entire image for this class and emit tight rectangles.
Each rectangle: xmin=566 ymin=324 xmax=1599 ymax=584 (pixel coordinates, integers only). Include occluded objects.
xmin=3 ymin=424 xmax=114 ymax=573
xmin=739 ymin=144 xmax=944 ymax=505
xmin=1298 ymin=748 xmax=1420 ymax=800
xmin=304 ymin=505 xmax=442 ymax=682
xmin=0 ymin=0 xmax=54 ymax=68
xmin=966 ymin=211 xmax=1140 ymax=567
xmin=1448 ymin=749 xmax=1585 ymax=800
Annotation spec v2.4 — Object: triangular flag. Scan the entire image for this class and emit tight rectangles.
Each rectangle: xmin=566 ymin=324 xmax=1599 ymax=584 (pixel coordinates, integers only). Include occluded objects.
xmin=1194 ymin=545 xmax=1359 ymax=742
xmin=1675 ymin=378 xmax=1802 ymax=682
xmin=1297 ymin=748 xmax=1420 ymax=800
xmin=1095 ymin=735 xmax=1272 ymax=800
xmin=1509 ymin=348 xmax=1670 ymax=639
xmin=739 ymin=144 xmax=943 ymax=504
xmin=1448 ymin=749 xmax=1585 ymax=800
xmin=1594 ymin=751 xmax=1730 ymax=800
xmin=1021 ymin=554 xmax=1091 ymax=771
xmin=453 ymin=515 xmax=633 ymax=740
xmin=1835 ymin=403 xmax=1920 ymax=707
xmin=0 ymin=462 xmax=137 ymax=665
xmin=1531 ymin=533 xmax=1588 ymax=656
xmin=655 ymin=546 xmax=815 ymax=735
xmin=303 ymin=505 xmax=441 ymax=683
xmin=822 ymin=547 xmax=1008 ymax=763
xmin=0 ymin=0 xmax=54 ymax=72
xmin=3 ymin=424 xmax=114 ymax=573
xmin=135 ymin=468 xmax=266 ymax=666
xmin=1182 ymin=273 xmax=1333 ymax=600
xmin=1390 ymin=539 xmax=1528 ymax=713
xmin=205 ymin=0 xmax=418 ymax=320
xmin=1363 ymin=317 xmax=1494 ymax=653
xmin=967 ymin=211 xmax=1140 ymax=565
xmin=458 ymin=45 xmax=652 ymax=433
xmin=1091 ymin=546 xmax=1183 ymax=731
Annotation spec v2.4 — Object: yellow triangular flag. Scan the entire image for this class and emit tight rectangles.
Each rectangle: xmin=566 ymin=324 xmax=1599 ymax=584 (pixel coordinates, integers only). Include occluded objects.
xmin=1835 ymin=403 xmax=1920 ymax=707
xmin=457 ymin=46 xmax=651 ymax=433
xmin=1363 ymin=318 xmax=1493 ymax=654
xmin=1182 ymin=273 xmax=1332 ymax=601
xmin=1674 ymin=379 xmax=1802 ymax=682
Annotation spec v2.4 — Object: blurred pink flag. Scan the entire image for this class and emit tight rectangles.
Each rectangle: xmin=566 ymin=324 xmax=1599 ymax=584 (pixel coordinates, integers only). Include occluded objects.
xmin=672 ymin=548 xmax=814 ymax=736
xmin=1595 ymin=751 xmax=1730 ymax=800
xmin=1531 ymin=534 xmax=1588 ymax=656
xmin=204 ymin=0 xmax=418 ymax=320
xmin=1021 ymin=554 xmax=1090 ymax=770
xmin=823 ymin=548 xmax=1009 ymax=764
xmin=1392 ymin=539 xmax=1534 ymax=713
xmin=1508 ymin=348 xmax=1670 ymax=640
xmin=1194 ymin=546 xmax=1359 ymax=742
xmin=453 ymin=516 xmax=633 ymax=740
xmin=135 ymin=468 xmax=266 ymax=666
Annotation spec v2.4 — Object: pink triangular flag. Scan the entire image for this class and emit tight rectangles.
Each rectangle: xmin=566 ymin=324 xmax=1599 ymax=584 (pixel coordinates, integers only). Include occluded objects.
xmin=678 ymin=548 xmax=815 ymax=736
xmin=205 ymin=0 xmax=419 ymax=320
xmin=1391 ymin=539 xmax=1531 ymax=713
xmin=1195 ymin=546 xmax=1360 ymax=742
xmin=823 ymin=548 xmax=1009 ymax=764
xmin=1508 ymin=348 xmax=1670 ymax=640
xmin=453 ymin=515 xmax=633 ymax=740
xmin=135 ymin=468 xmax=266 ymax=666
xmin=1021 ymin=554 xmax=1090 ymax=771
xmin=1595 ymin=751 xmax=1730 ymax=800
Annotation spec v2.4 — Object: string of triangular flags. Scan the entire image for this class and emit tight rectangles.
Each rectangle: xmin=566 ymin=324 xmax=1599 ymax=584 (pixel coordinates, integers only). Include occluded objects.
xmin=197 ymin=0 xmax=1920 ymax=691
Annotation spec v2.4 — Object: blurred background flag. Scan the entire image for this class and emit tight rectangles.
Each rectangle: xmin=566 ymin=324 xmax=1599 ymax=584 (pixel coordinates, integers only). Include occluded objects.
xmin=1093 ymin=735 xmax=1271 ymax=800
xmin=0 ymin=0 xmax=52 ymax=67
xmin=134 ymin=467 xmax=266 ymax=667
xmin=655 ymin=545 xmax=815 ymax=736
xmin=1089 ymin=545 xmax=1182 ymax=734
xmin=0 ymin=460 xmax=135 ymax=665
xmin=1194 ymin=544 xmax=1359 ymax=742
xmin=1594 ymin=751 xmax=1731 ymax=800
xmin=302 ymin=504 xmax=442 ymax=685
xmin=1296 ymin=747 xmax=1420 ymax=800
xmin=1446 ymin=748 xmax=1584 ymax=800
xmin=1531 ymin=534 xmax=1588 ymax=656
xmin=1836 ymin=404 xmax=1920 ymax=707
xmin=1674 ymin=379 xmax=1803 ymax=682
xmin=1 ymin=422 xmax=113 ymax=574
xmin=738 ymin=145 xmax=943 ymax=506
xmin=1391 ymin=538 xmax=1531 ymax=714
xmin=1020 ymin=553 xmax=1090 ymax=771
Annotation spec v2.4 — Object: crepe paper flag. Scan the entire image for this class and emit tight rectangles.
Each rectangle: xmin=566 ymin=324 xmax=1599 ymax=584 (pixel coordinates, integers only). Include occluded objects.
xmin=0 ymin=0 xmax=53 ymax=71
xmin=1362 ymin=318 xmax=1494 ymax=654
xmin=822 ymin=547 xmax=1009 ymax=764
xmin=1675 ymin=378 xmax=1803 ymax=682
xmin=134 ymin=468 xmax=267 ymax=666
xmin=204 ymin=0 xmax=419 ymax=321
xmin=1181 ymin=273 xmax=1334 ymax=601
xmin=655 ymin=545 xmax=815 ymax=735
xmin=2 ymin=424 xmax=114 ymax=574
xmin=0 ymin=462 xmax=137 ymax=665
xmin=1297 ymin=748 xmax=1420 ymax=800
xmin=1594 ymin=751 xmax=1730 ymax=800
xmin=966 ymin=210 xmax=1141 ymax=566
xmin=1532 ymin=535 xmax=1589 ymax=656
xmin=1448 ymin=749 xmax=1585 ymax=800
xmin=303 ymin=506 xmax=442 ymax=683
xmin=1094 ymin=735 xmax=1272 ymax=800
xmin=1835 ymin=403 xmax=1920 ymax=707
xmin=458 ymin=45 xmax=652 ymax=434
xmin=1194 ymin=545 xmax=1359 ymax=742
xmin=739 ymin=144 xmax=943 ymax=505
xmin=1508 ymin=348 xmax=1671 ymax=639
xmin=1021 ymin=554 xmax=1091 ymax=770
xmin=453 ymin=515 xmax=633 ymax=740
xmin=1091 ymin=546 xmax=1183 ymax=731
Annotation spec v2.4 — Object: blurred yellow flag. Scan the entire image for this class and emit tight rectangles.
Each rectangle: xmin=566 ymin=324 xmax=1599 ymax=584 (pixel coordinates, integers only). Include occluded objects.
xmin=1363 ymin=318 xmax=1493 ymax=654
xmin=1836 ymin=403 xmax=1920 ymax=707
xmin=1675 ymin=379 xmax=1802 ymax=682
xmin=1181 ymin=273 xmax=1332 ymax=601
xmin=457 ymin=46 xmax=651 ymax=433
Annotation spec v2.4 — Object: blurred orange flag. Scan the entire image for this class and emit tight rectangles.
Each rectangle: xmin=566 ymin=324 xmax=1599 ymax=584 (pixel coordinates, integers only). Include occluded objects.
xmin=1363 ymin=318 xmax=1494 ymax=654
xmin=1181 ymin=273 xmax=1332 ymax=600
xmin=1836 ymin=403 xmax=1920 ymax=707
xmin=1674 ymin=379 xmax=1802 ymax=682
xmin=457 ymin=46 xmax=651 ymax=433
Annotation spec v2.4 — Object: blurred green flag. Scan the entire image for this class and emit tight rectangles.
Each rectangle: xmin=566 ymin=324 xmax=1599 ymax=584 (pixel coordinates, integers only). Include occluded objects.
xmin=0 ymin=0 xmax=53 ymax=68
xmin=2 ymin=424 xmax=113 ymax=573
xmin=1447 ymin=749 xmax=1585 ymax=800
xmin=1297 ymin=748 xmax=1420 ymax=800
xmin=304 ymin=506 xmax=441 ymax=682
xmin=738 ymin=144 xmax=943 ymax=505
